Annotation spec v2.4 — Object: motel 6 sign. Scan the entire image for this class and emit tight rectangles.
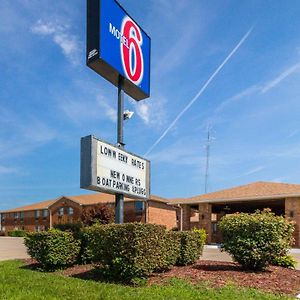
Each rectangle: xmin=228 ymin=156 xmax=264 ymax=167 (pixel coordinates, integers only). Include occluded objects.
xmin=87 ymin=0 xmax=151 ymax=100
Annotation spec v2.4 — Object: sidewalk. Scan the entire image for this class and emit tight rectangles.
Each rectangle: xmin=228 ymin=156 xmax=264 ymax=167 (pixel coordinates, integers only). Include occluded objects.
xmin=0 ymin=237 xmax=29 ymax=261
xmin=202 ymin=245 xmax=300 ymax=270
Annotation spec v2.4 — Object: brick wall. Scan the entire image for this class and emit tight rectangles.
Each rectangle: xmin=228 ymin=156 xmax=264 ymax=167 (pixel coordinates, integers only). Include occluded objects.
xmin=50 ymin=198 xmax=82 ymax=226
xmin=182 ymin=204 xmax=191 ymax=230
xmin=1 ymin=199 xmax=178 ymax=233
xmin=198 ymin=203 xmax=212 ymax=243
xmin=285 ymin=197 xmax=300 ymax=247
xmin=147 ymin=200 xmax=177 ymax=230
xmin=1 ymin=210 xmax=50 ymax=232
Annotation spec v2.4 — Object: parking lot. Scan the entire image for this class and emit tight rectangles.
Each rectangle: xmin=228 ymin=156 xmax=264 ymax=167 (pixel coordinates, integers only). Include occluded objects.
xmin=0 ymin=237 xmax=299 ymax=269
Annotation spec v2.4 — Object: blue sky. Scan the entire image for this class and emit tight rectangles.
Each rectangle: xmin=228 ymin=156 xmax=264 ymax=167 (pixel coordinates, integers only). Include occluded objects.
xmin=1 ymin=0 xmax=300 ymax=210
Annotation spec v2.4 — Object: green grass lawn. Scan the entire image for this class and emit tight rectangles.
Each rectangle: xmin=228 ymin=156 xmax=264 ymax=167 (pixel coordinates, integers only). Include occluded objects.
xmin=0 ymin=260 xmax=291 ymax=300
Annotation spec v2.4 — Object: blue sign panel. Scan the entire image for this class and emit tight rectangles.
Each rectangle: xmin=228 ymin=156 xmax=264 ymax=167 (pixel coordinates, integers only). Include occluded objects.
xmin=87 ymin=0 xmax=151 ymax=101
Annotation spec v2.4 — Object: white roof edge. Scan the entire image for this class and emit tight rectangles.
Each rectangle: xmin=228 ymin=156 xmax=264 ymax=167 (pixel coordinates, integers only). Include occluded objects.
xmin=168 ymin=193 xmax=300 ymax=205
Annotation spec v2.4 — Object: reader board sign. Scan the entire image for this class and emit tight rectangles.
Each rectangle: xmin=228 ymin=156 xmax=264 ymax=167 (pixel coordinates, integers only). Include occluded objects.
xmin=80 ymin=135 xmax=150 ymax=199
xmin=87 ymin=0 xmax=151 ymax=101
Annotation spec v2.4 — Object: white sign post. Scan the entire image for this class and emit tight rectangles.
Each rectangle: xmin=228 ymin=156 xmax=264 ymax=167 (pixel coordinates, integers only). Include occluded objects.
xmin=80 ymin=135 xmax=150 ymax=199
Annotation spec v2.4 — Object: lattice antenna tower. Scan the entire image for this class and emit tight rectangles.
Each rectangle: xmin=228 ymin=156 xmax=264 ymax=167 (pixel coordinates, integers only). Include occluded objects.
xmin=204 ymin=124 xmax=214 ymax=194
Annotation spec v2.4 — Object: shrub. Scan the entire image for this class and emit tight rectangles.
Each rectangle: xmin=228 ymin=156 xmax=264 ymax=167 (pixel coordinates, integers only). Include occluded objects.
xmin=53 ymin=223 xmax=90 ymax=264
xmin=271 ymin=255 xmax=297 ymax=269
xmin=192 ymin=228 xmax=207 ymax=252
xmin=218 ymin=209 xmax=294 ymax=271
xmin=8 ymin=230 xmax=27 ymax=237
xmin=176 ymin=230 xmax=205 ymax=266
xmin=81 ymin=204 xmax=114 ymax=226
xmin=165 ymin=231 xmax=181 ymax=266
xmin=24 ymin=229 xmax=81 ymax=271
xmin=85 ymin=223 xmax=174 ymax=282
xmin=77 ymin=228 xmax=93 ymax=264
xmin=53 ymin=223 xmax=83 ymax=235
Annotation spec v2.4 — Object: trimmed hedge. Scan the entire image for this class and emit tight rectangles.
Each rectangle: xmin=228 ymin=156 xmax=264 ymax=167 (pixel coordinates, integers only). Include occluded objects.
xmin=218 ymin=209 xmax=294 ymax=270
xmin=53 ymin=223 xmax=83 ymax=235
xmin=8 ymin=230 xmax=27 ymax=237
xmin=176 ymin=229 xmax=206 ymax=266
xmin=85 ymin=223 xmax=207 ymax=281
xmin=24 ymin=229 xmax=81 ymax=271
xmin=86 ymin=223 xmax=177 ymax=282
xmin=53 ymin=223 xmax=90 ymax=264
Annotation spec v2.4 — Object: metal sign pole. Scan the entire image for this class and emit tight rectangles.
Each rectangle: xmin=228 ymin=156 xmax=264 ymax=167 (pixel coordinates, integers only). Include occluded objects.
xmin=115 ymin=75 xmax=125 ymax=224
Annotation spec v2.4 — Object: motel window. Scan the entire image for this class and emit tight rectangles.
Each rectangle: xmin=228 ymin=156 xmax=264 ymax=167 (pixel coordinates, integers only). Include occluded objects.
xmin=211 ymin=213 xmax=217 ymax=222
xmin=42 ymin=210 xmax=48 ymax=218
xmin=58 ymin=207 xmax=64 ymax=216
xmin=20 ymin=212 xmax=24 ymax=219
xmin=67 ymin=207 xmax=74 ymax=215
xmin=1 ymin=214 xmax=5 ymax=221
xmin=34 ymin=210 xmax=40 ymax=219
xmin=14 ymin=212 xmax=19 ymax=219
xmin=35 ymin=225 xmax=40 ymax=232
xmin=135 ymin=201 xmax=145 ymax=213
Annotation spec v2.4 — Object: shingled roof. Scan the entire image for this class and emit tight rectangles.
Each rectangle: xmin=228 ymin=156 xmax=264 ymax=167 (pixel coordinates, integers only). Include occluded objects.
xmin=1 ymin=193 xmax=168 ymax=213
xmin=169 ymin=181 xmax=300 ymax=204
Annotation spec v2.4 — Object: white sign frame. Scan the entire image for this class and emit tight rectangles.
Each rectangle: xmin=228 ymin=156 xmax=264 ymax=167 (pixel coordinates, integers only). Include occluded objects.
xmin=80 ymin=135 xmax=150 ymax=199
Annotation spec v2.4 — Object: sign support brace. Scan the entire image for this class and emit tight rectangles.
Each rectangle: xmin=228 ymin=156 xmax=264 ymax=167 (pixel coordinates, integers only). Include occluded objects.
xmin=115 ymin=75 xmax=125 ymax=224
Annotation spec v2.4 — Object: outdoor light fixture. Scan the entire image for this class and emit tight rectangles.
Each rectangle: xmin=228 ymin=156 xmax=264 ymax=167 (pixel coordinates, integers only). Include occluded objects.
xmin=223 ymin=205 xmax=231 ymax=211
xmin=123 ymin=110 xmax=134 ymax=120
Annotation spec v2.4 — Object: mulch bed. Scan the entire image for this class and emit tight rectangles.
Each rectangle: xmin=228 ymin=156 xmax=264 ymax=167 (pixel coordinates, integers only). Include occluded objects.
xmin=149 ymin=260 xmax=300 ymax=296
xmin=22 ymin=259 xmax=300 ymax=296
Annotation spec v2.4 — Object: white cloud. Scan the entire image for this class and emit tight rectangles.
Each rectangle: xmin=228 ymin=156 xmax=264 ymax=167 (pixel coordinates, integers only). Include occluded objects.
xmin=261 ymin=62 xmax=300 ymax=94
xmin=135 ymin=102 xmax=150 ymax=124
xmin=213 ymin=85 xmax=260 ymax=117
xmin=287 ymin=129 xmax=300 ymax=138
xmin=0 ymin=165 xmax=18 ymax=175
xmin=243 ymin=166 xmax=265 ymax=176
xmin=0 ymin=108 xmax=57 ymax=159
xmin=31 ymin=19 xmax=81 ymax=65
xmin=59 ymin=95 xmax=117 ymax=124
xmin=133 ymin=96 xmax=167 ymax=128
xmin=96 ymin=96 xmax=117 ymax=122
xmin=31 ymin=20 xmax=56 ymax=35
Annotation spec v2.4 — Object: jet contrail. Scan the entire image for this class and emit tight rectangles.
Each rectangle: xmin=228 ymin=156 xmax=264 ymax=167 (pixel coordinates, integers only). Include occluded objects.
xmin=144 ymin=27 xmax=254 ymax=157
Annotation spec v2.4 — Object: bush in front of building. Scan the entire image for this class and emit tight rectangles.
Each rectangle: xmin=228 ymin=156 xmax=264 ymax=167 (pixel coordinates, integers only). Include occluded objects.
xmin=175 ymin=229 xmax=206 ymax=266
xmin=53 ymin=222 xmax=83 ymax=235
xmin=8 ymin=230 xmax=27 ymax=237
xmin=271 ymin=255 xmax=297 ymax=269
xmin=53 ymin=222 xmax=90 ymax=264
xmin=81 ymin=204 xmax=114 ymax=226
xmin=192 ymin=228 xmax=207 ymax=252
xmin=85 ymin=223 xmax=176 ymax=282
xmin=24 ymin=229 xmax=81 ymax=271
xmin=218 ymin=209 xmax=294 ymax=271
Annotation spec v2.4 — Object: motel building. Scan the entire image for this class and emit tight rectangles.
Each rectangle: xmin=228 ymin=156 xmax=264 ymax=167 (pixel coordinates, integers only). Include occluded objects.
xmin=1 ymin=181 xmax=300 ymax=248
xmin=171 ymin=181 xmax=300 ymax=248
xmin=0 ymin=194 xmax=177 ymax=233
